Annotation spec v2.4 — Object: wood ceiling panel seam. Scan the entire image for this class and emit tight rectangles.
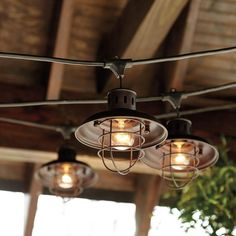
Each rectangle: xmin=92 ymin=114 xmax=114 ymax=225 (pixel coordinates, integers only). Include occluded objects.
xmin=200 ymin=1 xmax=236 ymax=14
xmin=198 ymin=11 xmax=236 ymax=24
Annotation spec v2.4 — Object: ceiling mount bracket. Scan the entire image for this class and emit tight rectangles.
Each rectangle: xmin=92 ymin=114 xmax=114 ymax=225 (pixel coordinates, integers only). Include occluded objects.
xmin=104 ymin=58 xmax=132 ymax=79
xmin=162 ymin=89 xmax=183 ymax=110
xmin=57 ymin=126 xmax=76 ymax=140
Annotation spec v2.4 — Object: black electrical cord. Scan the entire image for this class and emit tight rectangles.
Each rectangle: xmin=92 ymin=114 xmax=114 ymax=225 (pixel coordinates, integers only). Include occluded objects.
xmin=0 ymin=99 xmax=107 ymax=108
xmin=0 ymin=47 xmax=234 ymax=109
xmin=0 ymin=82 xmax=234 ymax=108
xmin=182 ymin=82 xmax=236 ymax=99
xmin=130 ymin=46 xmax=236 ymax=66
xmin=1 ymin=103 xmax=236 ymax=134
xmin=0 ymin=117 xmax=76 ymax=139
xmin=0 ymin=117 xmax=61 ymax=132
xmin=155 ymin=103 xmax=236 ymax=120
xmin=0 ymin=46 xmax=236 ymax=68
xmin=0 ymin=51 xmax=105 ymax=67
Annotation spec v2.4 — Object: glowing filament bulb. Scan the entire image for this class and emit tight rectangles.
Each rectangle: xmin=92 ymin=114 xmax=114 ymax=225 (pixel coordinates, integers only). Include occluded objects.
xmin=57 ymin=164 xmax=75 ymax=189
xmin=171 ymin=141 xmax=190 ymax=170
xmin=111 ymin=119 xmax=135 ymax=150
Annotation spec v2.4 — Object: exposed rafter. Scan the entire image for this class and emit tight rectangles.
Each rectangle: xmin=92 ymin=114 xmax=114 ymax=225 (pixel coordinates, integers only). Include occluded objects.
xmin=46 ymin=0 xmax=74 ymax=99
xmin=164 ymin=0 xmax=202 ymax=91
xmin=0 ymin=146 xmax=159 ymax=175
xmin=98 ymin=0 xmax=189 ymax=95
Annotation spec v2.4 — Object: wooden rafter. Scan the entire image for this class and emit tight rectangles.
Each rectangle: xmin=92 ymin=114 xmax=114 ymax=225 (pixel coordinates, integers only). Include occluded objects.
xmin=0 ymin=162 xmax=136 ymax=193
xmin=0 ymin=146 xmax=160 ymax=175
xmin=98 ymin=0 xmax=188 ymax=96
xmin=164 ymin=0 xmax=202 ymax=91
xmin=46 ymin=0 xmax=74 ymax=99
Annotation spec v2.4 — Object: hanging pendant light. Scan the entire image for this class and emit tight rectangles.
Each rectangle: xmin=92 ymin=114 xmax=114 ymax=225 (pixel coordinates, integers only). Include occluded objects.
xmin=37 ymin=147 xmax=98 ymax=197
xmin=142 ymin=118 xmax=219 ymax=189
xmin=75 ymin=88 xmax=168 ymax=175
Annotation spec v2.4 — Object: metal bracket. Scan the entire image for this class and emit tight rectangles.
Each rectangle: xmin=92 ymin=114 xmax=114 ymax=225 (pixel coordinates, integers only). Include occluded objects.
xmin=104 ymin=58 xmax=132 ymax=79
xmin=57 ymin=126 xmax=76 ymax=140
xmin=162 ymin=89 xmax=183 ymax=110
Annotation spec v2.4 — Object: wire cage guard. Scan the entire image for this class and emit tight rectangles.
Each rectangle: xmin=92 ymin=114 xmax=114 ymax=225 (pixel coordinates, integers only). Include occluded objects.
xmin=37 ymin=147 xmax=98 ymax=197
xmin=160 ymin=140 xmax=200 ymax=189
xmin=142 ymin=118 xmax=219 ymax=189
xmin=97 ymin=118 xmax=145 ymax=175
xmin=38 ymin=161 xmax=97 ymax=197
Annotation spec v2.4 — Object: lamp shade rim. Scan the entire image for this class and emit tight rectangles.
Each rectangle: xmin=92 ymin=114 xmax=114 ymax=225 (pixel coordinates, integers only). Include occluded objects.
xmin=80 ymin=108 xmax=161 ymax=124
xmin=166 ymin=134 xmax=208 ymax=143
xmin=40 ymin=159 xmax=90 ymax=168
xmin=75 ymin=108 xmax=168 ymax=149
xmin=142 ymin=138 xmax=219 ymax=171
xmin=37 ymin=161 xmax=98 ymax=189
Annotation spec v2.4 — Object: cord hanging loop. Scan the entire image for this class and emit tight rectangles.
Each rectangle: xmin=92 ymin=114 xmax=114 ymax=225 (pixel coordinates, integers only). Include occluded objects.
xmin=162 ymin=89 xmax=183 ymax=110
xmin=104 ymin=57 xmax=132 ymax=80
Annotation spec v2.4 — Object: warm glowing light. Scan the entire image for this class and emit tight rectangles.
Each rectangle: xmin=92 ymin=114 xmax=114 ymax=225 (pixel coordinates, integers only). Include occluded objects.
xmin=111 ymin=119 xmax=135 ymax=150
xmin=56 ymin=164 xmax=75 ymax=189
xmin=112 ymin=132 xmax=135 ymax=150
xmin=57 ymin=173 xmax=74 ymax=189
xmin=171 ymin=141 xmax=190 ymax=170
xmin=172 ymin=153 xmax=190 ymax=170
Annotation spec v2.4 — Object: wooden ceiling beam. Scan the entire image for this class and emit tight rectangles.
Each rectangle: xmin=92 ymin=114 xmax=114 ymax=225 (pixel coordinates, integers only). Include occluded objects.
xmin=135 ymin=175 xmax=163 ymax=236
xmin=164 ymin=0 xmax=202 ymax=91
xmin=46 ymin=0 xmax=74 ymax=99
xmin=0 ymin=146 xmax=160 ymax=175
xmin=98 ymin=0 xmax=188 ymax=96
xmin=0 ymin=162 xmax=136 ymax=193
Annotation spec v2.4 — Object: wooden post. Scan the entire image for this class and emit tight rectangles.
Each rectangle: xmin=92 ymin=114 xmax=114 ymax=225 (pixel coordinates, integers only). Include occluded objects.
xmin=135 ymin=175 xmax=163 ymax=236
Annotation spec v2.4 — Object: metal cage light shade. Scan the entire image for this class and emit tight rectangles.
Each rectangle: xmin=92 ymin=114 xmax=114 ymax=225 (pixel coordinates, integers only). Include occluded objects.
xmin=142 ymin=118 xmax=219 ymax=189
xmin=37 ymin=147 xmax=98 ymax=197
xmin=75 ymin=88 xmax=168 ymax=175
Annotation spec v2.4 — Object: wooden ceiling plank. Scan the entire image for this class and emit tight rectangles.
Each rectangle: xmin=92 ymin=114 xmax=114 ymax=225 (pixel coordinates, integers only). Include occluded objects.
xmin=46 ymin=0 xmax=74 ymax=100
xmin=134 ymin=175 xmax=163 ymax=236
xmin=99 ymin=0 xmax=188 ymax=95
xmin=164 ymin=0 xmax=202 ymax=91
xmin=0 ymin=146 xmax=160 ymax=175
xmin=0 ymin=163 xmax=135 ymax=193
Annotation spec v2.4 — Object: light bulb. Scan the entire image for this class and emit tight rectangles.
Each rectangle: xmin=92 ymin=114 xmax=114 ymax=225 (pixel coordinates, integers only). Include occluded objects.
xmin=112 ymin=132 xmax=135 ymax=150
xmin=111 ymin=119 xmax=135 ymax=150
xmin=57 ymin=173 xmax=74 ymax=189
xmin=56 ymin=164 xmax=75 ymax=189
xmin=172 ymin=153 xmax=190 ymax=170
xmin=171 ymin=141 xmax=190 ymax=170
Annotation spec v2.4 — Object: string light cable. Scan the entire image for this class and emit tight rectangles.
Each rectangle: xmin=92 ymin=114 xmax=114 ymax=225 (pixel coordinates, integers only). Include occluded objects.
xmin=0 ymin=46 xmax=234 ymax=109
xmin=0 ymin=81 xmax=234 ymax=108
xmin=1 ymin=102 xmax=236 ymax=133
xmin=0 ymin=45 xmax=236 ymax=68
